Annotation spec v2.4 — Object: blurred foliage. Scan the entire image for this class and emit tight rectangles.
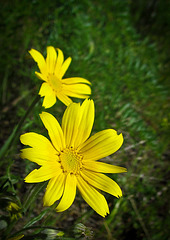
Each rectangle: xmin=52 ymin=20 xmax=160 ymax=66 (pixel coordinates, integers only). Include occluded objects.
xmin=0 ymin=0 xmax=169 ymax=239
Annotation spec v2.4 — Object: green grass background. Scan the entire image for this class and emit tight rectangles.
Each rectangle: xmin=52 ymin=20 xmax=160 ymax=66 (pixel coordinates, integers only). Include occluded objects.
xmin=0 ymin=0 xmax=169 ymax=239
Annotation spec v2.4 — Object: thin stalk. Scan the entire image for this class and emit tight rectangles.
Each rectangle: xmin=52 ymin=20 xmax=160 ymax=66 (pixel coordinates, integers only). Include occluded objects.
xmin=128 ymin=196 xmax=151 ymax=240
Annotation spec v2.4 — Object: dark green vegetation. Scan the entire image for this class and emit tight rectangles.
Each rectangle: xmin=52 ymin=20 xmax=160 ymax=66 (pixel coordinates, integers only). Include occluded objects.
xmin=0 ymin=0 xmax=169 ymax=239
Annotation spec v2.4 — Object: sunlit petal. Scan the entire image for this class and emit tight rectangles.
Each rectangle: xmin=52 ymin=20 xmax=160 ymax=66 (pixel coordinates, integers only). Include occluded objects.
xmin=55 ymin=48 xmax=64 ymax=76
xmin=42 ymin=94 xmax=56 ymax=109
xmin=20 ymin=132 xmax=56 ymax=154
xmin=62 ymin=83 xmax=91 ymax=98
xmin=81 ymin=169 xmax=122 ymax=198
xmin=62 ymin=77 xmax=91 ymax=85
xmin=74 ymin=99 xmax=94 ymax=148
xmin=83 ymin=161 xmax=127 ymax=173
xmin=78 ymin=130 xmax=123 ymax=161
xmin=56 ymin=173 xmax=77 ymax=212
xmin=46 ymin=46 xmax=57 ymax=73
xmin=25 ymin=164 xmax=61 ymax=183
xmin=59 ymin=57 xmax=72 ymax=79
xmin=61 ymin=99 xmax=94 ymax=148
xmin=35 ymin=71 xmax=47 ymax=81
xmin=61 ymin=102 xmax=81 ymax=147
xmin=57 ymin=91 xmax=73 ymax=106
xmin=40 ymin=112 xmax=65 ymax=152
xmin=20 ymin=148 xmax=59 ymax=166
xmin=43 ymin=171 xmax=65 ymax=206
xmin=29 ymin=49 xmax=47 ymax=76
xmin=39 ymin=82 xmax=53 ymax=96
xmin=39 ymin=83 xmax=56 ymax=108
xmin=77 ymin=175 xmax=109 ymax=217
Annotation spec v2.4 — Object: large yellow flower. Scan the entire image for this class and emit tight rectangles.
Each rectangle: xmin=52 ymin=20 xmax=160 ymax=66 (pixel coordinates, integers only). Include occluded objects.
xmin=20 ymin=99 xmax=126 ymax=217
xmin=29 ymin=46 xmax=91 ymax=108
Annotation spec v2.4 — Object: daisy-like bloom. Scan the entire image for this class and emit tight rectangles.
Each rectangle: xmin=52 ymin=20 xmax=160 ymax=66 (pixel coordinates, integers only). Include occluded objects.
xmin=20 ymin=99 xmax=126 ymax=217
xmin=29 ymin=46 xmax=91 ymax=108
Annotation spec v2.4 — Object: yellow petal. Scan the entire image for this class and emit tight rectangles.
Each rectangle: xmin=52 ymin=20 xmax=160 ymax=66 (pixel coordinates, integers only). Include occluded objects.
xmin=59 ymin=57 xmax=72 ymax=79
xmin=62 ymin=77 xmax=91 ymax=85
xmin=61 ymin=99 xmax=94 ymax=148
xmin=29 ymin=49 xmax=47 ymax=76
xmin=39 ymin=83 xmax=56 ymax=108
xmin=43 ymin=171 xmax=65 ymax=206
xmin=81 ymin=169 xmax=122 ymax=198
xmin=40 ymin=112 xmax=65 ymax=152
xmin=35 ymin=71 xmax=47 ymax=81
xmin=61 ymin=102 xmax=81 ymax=147
xmin=55 ymin=48 xmax=64 ymax=77
xmin=57 ymin=91 xmax=73 ymax=106
xmin=77 ymin=175 xmax=109 ymax=217
xmin=83 ymin=161 xmax=127 ymax=173
xmin=62 ymin=83 xmax=91 ymax=98
xmin=46 ymin=46 xmax=57 ymax=74
xmin=42 ymin=93 xmax=56 ymax=108
xmin=39 ymin=82 xmax=54 ymax=96
xmin=74 ymin=99 xmax=94 ymax=148
xmin=20 ymin=148 xmax=59 ymax=166
xmin=25 ymin=164 xmax=60 ymax=183
xmin=56 ymin=173 xmax=77 ymax=212
xmin=78 ymin=130 xmax=123 ymax=161
xmin=20 ymin=132 xmax=56 ymax=154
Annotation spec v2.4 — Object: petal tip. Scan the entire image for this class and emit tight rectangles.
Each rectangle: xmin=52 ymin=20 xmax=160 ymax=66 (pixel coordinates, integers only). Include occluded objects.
xmin=20 ymin=134 xmax=26 ymax=144
xmin=43 ymin=200 xmax=49 ymax=207
xmin=28 ymin=48 xmax=33 ymax=54
xmin=39 ymin=111 xmax=45 ymax=117
xmin=20 ymin=150 xmax=24 ymax=159
xmin=24 ymin=177 xmax=29 ymax=183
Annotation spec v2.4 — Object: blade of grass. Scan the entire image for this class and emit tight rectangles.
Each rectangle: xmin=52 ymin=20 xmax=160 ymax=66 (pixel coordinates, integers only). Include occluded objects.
xmin=128 ymin=196 xmax=151 ymax=240
xmin=22 ymin=182 xmax=47 ymax=214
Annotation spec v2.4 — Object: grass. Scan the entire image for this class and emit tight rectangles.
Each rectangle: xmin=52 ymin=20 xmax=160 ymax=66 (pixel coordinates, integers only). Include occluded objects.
xmin=0 ymin=0 xmax=169 ymax=239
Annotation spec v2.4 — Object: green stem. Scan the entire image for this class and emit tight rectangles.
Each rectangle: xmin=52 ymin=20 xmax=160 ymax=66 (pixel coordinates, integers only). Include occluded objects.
xmin=0 ymin=95 xmax=40 ymax=162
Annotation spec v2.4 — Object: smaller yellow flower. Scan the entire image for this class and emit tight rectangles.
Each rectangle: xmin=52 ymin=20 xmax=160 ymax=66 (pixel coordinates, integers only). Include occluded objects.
xmin=29 ymin=46 xmax=91 ymax=108
xmin=7 ymin=202 xmax=22 ymax=221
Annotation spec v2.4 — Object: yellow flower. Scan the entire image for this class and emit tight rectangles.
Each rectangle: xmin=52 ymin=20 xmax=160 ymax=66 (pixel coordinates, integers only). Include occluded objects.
xmin=7 ymin=202 xmax=22 ymax=221
xmin=20 ymin=99 xmax=126 ymax=217
xmin=29 ymin=46 xmax=91 ymax=108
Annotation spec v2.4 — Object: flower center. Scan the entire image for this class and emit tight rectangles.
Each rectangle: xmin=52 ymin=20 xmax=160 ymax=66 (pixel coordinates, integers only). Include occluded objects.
xmin=48 ymin=74 xmax=62 ymax=92
xmin=59 ymin=148 xmax=83 ymax=174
